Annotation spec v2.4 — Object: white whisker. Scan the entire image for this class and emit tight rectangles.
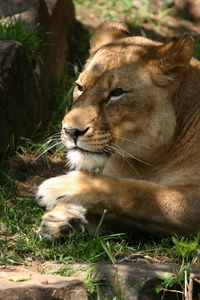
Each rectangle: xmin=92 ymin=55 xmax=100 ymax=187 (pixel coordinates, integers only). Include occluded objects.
xmin=34 ymin=141 xmax=62 ymax=160
xmin=65 ymin=160 xmax=71 ymax=168
xmin=106 ymin=144 xmax=141 ymax=177
xmin=112 ymin=135 xmax=152 ymax=150
xmin=34 ymin=132 xmax=61 ymax=157
xmin=111 ymin=143 xmax=153 ymax=167
xmin=53 ymin=144 xmax=66 ymax=155
xmin=106 ymin=144 xmax=125 ymax=170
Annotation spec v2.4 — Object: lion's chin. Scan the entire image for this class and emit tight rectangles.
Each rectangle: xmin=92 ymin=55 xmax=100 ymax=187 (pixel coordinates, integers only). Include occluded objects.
xmin=66 ymin=149 xmax=105 ymax=171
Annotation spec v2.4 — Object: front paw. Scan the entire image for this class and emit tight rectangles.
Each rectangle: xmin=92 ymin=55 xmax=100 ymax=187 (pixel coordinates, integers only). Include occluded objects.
xmin=36 ymin=176 xmax=69 ymax=210
xmin=36 ymin=171 xmax=92 ymax=210
xmin=37 ymin=202 xmax=88 ymax=240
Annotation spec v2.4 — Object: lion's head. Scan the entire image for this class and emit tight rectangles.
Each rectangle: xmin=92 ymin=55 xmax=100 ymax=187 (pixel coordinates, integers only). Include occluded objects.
xmin=61 ymin=21 xmax=194 ymax=171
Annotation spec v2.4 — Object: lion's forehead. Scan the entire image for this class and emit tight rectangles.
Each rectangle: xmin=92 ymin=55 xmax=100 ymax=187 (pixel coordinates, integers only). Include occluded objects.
xmin=79 ymin=45 xmax=149 ymax=88
xmin=85 ymin=44 xmax=143 ymax=71
xmin=83 ymin=35 xmax=159 ymax=72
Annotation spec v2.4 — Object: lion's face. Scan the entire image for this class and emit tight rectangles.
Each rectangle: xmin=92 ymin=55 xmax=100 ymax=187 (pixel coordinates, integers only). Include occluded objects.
xmin=61 ymin=22 xmax=193 ymax=171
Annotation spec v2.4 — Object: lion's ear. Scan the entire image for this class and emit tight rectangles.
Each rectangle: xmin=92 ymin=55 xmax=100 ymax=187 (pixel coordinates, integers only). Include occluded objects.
xmin=150 ymin=33 xmax=194 ymax=86
xmin=89 ymin=21 xmax=130 ymax=56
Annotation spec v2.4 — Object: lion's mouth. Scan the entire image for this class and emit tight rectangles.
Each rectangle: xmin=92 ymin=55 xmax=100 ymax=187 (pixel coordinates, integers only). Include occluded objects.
xmin=76 ymin=146 xmax=112 ymax=156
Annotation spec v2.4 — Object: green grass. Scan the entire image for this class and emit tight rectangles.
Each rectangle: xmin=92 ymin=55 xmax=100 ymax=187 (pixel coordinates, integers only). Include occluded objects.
xmin=0 ymin=17 xmax=41 ymax=60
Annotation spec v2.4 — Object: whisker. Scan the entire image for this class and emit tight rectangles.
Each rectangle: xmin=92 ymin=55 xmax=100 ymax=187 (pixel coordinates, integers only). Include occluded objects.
xmin=123 ymin=156 xmax=141 ymax=178
xmin=106 ymin=144 xmax=125 ymax=169
xmin=37 ymin=141 xmax=62 ymax=157
xmin=44 ymin=132 xmax=61 ymax=142
xmin=106 ymin=144 xmax=141 ymax=177
xmin=53 ymin=144 xmax=66 ymax=155
xmin=44 ymin=141 xmax=62 ymax=152
xmin=98 ymin=145 xmax=112 ymax=158
xmin=111 ymin=143 xmax=153 ymax=167
xmin=96 ymin=144 xmax=146 ymax=178
xmin=98 ymin=145 xmax=114 ymax=156
xmin=65 ymin=160 xmax=71 ymax=168
xmin=112 ymin=135 xmax=152 ymax=150
xmin=35 ymin=133 xmax=61 ymax=157
xmin=34 ymin=141 xmax=62 ymax=160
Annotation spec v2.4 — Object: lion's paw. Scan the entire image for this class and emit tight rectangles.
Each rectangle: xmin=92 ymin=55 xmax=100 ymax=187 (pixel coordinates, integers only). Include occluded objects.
xmin=36 ymin=176 xmax=71 ymax=210
xmin=37 ymin=202 xmax=88 ymax=240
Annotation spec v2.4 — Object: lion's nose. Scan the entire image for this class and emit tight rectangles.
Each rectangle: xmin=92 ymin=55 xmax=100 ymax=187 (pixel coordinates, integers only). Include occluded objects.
xmin=63 ymin=127 xmax=89 ymax=139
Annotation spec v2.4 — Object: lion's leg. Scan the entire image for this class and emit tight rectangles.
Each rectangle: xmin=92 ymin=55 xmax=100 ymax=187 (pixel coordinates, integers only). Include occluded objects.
xmin=36 ymin=171 xmax=200 ymax=239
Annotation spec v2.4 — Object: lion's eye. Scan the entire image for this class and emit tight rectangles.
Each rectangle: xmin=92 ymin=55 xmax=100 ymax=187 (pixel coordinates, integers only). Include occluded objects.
xmin=110 ymin=88 xmax=124 ymax=97
xmin=102 ymin=87 xmax=127 ymax=105
xmin=109 ymin=88 xmax=125 ymax=101
xmin=76 ymin=83 xmax=83 ymax=92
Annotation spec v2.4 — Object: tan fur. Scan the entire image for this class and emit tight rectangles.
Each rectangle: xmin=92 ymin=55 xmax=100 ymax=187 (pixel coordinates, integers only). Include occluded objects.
xmin=36 ymin=21 xmax=200 ymax=239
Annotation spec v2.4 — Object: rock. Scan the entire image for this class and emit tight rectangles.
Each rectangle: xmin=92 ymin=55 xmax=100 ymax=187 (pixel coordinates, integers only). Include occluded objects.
xmin=92 ymin=261 xmax=176 ymax=299
xmin=0 ymin=266 xmax=88 ymax=300
xmin=0 ymin=40 xmax=46 ymax=153
xmin=1 ymin=262 xmax=199 ymax=299
xmin=43 ymin=261 xmax=199 ymax=300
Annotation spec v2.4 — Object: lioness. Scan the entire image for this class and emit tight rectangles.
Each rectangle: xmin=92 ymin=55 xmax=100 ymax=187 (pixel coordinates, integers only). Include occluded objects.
xmin=36 ymin=21 xmax=200 ymax=239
